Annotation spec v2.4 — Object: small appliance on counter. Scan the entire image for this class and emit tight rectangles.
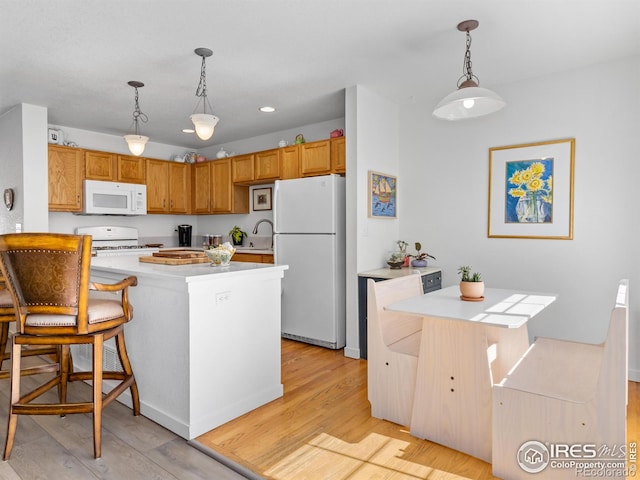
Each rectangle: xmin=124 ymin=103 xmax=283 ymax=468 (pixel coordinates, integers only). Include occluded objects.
xmin=177 ymin=225 xmax=192 ymax=247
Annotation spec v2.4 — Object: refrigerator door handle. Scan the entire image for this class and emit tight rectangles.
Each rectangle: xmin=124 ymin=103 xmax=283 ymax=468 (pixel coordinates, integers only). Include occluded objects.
xmin=273 ymin=181 xmax=281 ymax=234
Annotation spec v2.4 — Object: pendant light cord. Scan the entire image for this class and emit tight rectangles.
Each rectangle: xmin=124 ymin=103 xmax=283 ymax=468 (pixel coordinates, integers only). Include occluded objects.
xmin=131 ymin=86 xmax=148 ymax=136
xmin=457 ymin=29 xmax=480 ymax=88
xmin=193 ymin=54 xmax=214 ymax=115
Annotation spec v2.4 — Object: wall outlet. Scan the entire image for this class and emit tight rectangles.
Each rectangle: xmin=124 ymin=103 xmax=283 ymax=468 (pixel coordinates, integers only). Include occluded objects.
xmin=215 ymin=291 xmax=231 ymax=305
xmin=15 ymin=223 xmax=21 ymax=233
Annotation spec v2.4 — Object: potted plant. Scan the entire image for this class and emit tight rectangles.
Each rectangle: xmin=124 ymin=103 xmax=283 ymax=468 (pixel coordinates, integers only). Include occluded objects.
xmin=386 ymin=251 xmax=405 ymax=269
xmin=397 ymin=240 xmax=410 ymax=267
xmin=458 ymin=265 xmax=484 ymax=299
xmin=228 ymin=225 xmax=247 ymax=246
xmin=409 ymin=242 xmax=435 ymax=268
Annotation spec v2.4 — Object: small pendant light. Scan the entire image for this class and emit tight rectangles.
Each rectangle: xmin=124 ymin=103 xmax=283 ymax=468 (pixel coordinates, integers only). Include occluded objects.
xmin=123 ymin=81 xmax=149 ymax=156
xmin=190 ymin=48 xmax=219 ymax=141
xmin=433 ymin=20 xmax=506 ymax=121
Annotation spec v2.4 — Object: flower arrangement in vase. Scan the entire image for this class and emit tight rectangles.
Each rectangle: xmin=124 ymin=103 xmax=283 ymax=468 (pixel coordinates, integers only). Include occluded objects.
xmin=458 ymin=265 xmax=484 ymax=300
xmin=409 ymin=242 xmax=435 ymax=268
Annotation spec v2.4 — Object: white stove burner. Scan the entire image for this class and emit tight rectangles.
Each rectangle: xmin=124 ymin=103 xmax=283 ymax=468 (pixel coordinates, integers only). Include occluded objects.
xmin=76 ymin=226 xmax=161 ymax=257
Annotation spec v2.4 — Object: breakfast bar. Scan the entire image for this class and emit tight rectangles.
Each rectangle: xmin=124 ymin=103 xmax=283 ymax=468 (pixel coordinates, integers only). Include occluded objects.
xmin=78 ymin=256 xmax=288 ymax=439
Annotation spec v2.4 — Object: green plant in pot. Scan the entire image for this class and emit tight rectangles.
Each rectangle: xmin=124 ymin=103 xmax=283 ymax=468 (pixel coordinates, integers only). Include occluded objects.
xmin=458 ymin=265 xmax=484 ymax=300
xmin=409 ymin=242 xmax=435 ymax=268
xmin=228 ymin=225 xmax=247 ymax=246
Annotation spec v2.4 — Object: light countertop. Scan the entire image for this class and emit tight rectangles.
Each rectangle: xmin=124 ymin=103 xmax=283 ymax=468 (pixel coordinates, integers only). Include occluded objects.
xmin=358 ymin=266 xmax=441 ymax=279
xmin=90 ymin=255 xmax=287 ymax=282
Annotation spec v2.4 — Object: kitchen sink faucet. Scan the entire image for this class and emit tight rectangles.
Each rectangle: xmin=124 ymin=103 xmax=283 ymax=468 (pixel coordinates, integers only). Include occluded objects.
xmin=252 ymin=219 xmax=274 ymax=248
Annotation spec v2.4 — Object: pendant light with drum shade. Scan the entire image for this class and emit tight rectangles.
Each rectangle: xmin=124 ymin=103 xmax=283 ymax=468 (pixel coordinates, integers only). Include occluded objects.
xmin=190 ymin=48 xmax=219 ymax=140
xmin=433 ymin=20 xmax=506 ymax=121
xmin=123 ymin=81 xmax=149 ymax=156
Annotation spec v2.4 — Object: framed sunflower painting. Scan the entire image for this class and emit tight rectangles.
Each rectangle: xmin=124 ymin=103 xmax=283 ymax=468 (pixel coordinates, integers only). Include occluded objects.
xmin=488 ymin=138 xmax=575 ymax=239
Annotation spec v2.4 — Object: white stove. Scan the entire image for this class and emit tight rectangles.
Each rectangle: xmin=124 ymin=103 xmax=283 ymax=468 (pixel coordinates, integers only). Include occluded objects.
xmin=75 ymin=226 xmax=161 ymax=257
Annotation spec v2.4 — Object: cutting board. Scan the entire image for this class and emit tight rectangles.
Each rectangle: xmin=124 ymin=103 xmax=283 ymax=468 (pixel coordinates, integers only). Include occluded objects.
xmin=152 ymin=249 xmax=206 ymax=259
xmin=139 ymin=254 xmax=210 ymax=265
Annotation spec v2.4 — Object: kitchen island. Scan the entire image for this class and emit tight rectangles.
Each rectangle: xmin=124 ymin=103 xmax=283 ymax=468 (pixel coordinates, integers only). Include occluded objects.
xmin=81 ymin=256 xmax=288 ymax=439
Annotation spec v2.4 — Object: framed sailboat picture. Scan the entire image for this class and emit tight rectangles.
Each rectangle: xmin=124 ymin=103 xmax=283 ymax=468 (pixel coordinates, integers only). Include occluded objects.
xmin=368 ymin=171 xmax=397 ymax=218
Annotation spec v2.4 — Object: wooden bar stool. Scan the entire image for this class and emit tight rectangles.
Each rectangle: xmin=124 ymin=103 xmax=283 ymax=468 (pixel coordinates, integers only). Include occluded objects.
xmin=0 ymin=278 xmax=59 ymax=379
xmin=0 ymin=233 xmax=140 ymax=459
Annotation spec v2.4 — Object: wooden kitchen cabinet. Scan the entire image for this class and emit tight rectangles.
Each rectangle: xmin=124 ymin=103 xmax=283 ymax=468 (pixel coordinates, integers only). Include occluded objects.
xmin=233 ymin=253 xmax=274 ymax=264
xmin=168 ymin=163 xmax=190 ymax=213
xmin=192 ymin=162 xmax=212 ymax=213
xmin=85 ymin=151 xmax=145 ymax=183
xmin=193 ymin=159 xmax=249 ymax=214
xmin=85 ymin=150 xmax=116 ymax=181
xmin=279 ymin=145 xmax=300 ymax=179
xmin=213 ymin=159 xmax=249 ymax=214
xmin=146 ymin=159 xmax=190 ymax=214
xmin=48 ymin=145 xmax=84 ymax=212
xmin=146 ymin=160 xmax=169 ymax=213
xmin=232 ymin=154 xmax=254 ymax=184
xmin=300 ymin=140 xmax=331 ymax=176
xmin=117 ymin=154 xmax=146 ymax=183
xmin=254 ymin=149 xmax=280 ymax=181
xmin=330 ymin=136 xmax=346 ymax=173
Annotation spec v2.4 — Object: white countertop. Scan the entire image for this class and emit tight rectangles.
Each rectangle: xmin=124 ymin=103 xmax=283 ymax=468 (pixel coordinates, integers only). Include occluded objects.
xmin=90 ymin=255 xmax=288 ymax=282
xmin=358 ymin=266 xmax=441 ymax=279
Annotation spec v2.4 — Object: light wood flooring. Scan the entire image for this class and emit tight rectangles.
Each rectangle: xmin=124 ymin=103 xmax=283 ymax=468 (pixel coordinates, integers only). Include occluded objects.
xmin=196 ymin=339 xmax=640 ymax=480
xmin=0 ymin=356 xmax=247 ymax=480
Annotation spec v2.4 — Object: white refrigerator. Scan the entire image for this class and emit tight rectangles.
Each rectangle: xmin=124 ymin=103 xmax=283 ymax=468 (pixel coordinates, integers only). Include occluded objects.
xmin=274 ymin=174 xmax=346 ymax=349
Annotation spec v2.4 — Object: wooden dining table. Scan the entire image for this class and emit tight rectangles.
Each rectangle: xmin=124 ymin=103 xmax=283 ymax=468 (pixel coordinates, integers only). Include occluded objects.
xmin=385 ymin=285 xmax=557 ymax=462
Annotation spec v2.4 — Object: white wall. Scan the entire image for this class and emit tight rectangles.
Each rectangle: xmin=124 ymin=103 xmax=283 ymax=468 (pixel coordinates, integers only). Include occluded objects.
xmin=0 ymin=104 xmax=48 ymax=235
xmin=48 ymin=124 xmax=191 ymax=161
xmin=399 ymin=56 xmax=640 ymax=380
xmin=200 ymin=118 xmax=346 ymax=159
xmin=0 ymin=106 xmax=24 ymax=235
xmin=346 ymin=85 xmax=401 ymax=358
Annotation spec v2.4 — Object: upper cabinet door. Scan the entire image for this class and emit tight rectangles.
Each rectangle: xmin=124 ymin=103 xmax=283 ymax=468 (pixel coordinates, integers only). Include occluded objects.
xmin=330 ymin=137 xmax=345 ymax=173
xmin=300 ymin=140 xmax=331 ymax=176
xmin=85 ymin=150 xmax=115 ymax=181
xmin=117 ymin=155 xmax=146 ymax=184
xmin=232 ymin=154 xmax=254 ymax=184
xmin=48 ymin=145 xmax=84 ymax=212
xmin=279 ymin=145 xmax=300 ymax=180
xmin=255 ymin=149 xmax=280 ymax=181
xmin=192 ymin=162 xmax=211 ymax=213
xmin=145 ymin=159 xmax=170 ymax=213
xmin=169 ymin=163 xmax=190 ymax=213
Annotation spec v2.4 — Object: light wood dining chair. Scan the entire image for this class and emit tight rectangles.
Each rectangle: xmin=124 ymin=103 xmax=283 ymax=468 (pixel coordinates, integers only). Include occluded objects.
xmin=0 ymin=233 xmax=140 ymax=459
xmin=492 ymin=279 xmax=629 ymax=479
xmin=367 ymin=275 xmax=423 ymax=427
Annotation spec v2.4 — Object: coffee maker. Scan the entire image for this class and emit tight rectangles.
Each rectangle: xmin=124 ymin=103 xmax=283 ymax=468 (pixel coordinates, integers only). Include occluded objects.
xmin=177 ymin=224 xmax=192 ymax=247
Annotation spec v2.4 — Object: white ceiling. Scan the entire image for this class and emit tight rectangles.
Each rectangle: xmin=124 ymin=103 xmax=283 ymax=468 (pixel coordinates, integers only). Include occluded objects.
xmin=2 ymin=0 xmax=639 ymax=149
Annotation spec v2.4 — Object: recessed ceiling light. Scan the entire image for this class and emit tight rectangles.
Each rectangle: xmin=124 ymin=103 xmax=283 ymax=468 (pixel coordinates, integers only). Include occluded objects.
xmin=182 ymin=128 xmax=195 ymax=133
xmin=259 ymin=106 xmax=276 ymax=113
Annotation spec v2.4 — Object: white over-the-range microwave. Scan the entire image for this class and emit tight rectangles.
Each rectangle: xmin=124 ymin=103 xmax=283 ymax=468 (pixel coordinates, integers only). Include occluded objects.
xmin=79 ymin=179 xmax=147 ymax=215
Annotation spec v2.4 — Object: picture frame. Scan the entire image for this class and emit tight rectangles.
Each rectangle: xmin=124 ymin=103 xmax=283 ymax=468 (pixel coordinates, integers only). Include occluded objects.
xmin=368 ymin=171 xmax=397 ymax=218
xmin=252 ymin=187 xmax=272 ymax=211
xmin=488 ymin=138 xmax=575 ymax=239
